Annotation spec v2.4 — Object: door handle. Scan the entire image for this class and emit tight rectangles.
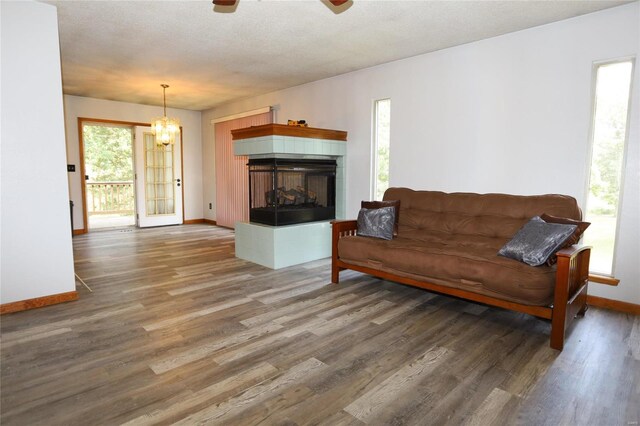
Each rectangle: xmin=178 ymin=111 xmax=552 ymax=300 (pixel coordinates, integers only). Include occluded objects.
xmin=85 ymin=175 xmax=89 ymax=181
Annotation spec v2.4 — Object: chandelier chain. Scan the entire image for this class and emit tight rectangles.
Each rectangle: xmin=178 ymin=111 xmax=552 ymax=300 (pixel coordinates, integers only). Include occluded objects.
xmin=161 ymin=83 xmax=169 ymax=116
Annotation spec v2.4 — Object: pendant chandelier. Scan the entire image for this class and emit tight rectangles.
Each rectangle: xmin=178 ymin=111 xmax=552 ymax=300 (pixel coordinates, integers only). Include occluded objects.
xmin=151 ymin=84 xmax=180 ymax=146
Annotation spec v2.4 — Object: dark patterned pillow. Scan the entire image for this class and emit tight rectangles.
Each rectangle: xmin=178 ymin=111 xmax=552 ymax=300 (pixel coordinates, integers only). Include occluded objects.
xmin=498 ymin=216 xmax=577 ymax=267
xmin=540 ymin=213 xmax=590 ymax=265
xmin=357 ymin=206 xmax=396 ymax=240
xmin=361 ymin=200 xmax=400 ymax=236
xmin=540 ymin=213 xmax=590 ymax=246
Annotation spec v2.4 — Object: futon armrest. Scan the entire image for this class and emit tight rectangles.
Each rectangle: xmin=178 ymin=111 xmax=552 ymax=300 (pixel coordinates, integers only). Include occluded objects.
xmin=551 ymin=244 xmax=591 ymax=350
xmin=331 ymin=220 xmax=358 ymax=234
xmin=556 ymin=244 xmax=591 ymax=259
xmin=331 ymin=220 xmax=358 ymax=284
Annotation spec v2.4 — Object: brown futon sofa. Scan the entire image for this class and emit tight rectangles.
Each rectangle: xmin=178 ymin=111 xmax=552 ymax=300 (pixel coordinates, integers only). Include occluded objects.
xmin=331 ymin=188 xmax=591 ymax=350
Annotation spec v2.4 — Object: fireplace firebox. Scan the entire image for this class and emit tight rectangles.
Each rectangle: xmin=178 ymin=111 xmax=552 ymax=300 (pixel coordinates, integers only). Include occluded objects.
xmin=248 ymin=158 xmax=336 ymax=226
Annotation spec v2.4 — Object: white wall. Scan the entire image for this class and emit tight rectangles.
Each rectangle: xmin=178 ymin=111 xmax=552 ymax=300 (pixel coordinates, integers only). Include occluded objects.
xmin=63 ymin=95 xmax=203 ymax=228
xmin=201 ymin=3 xmax=639 ymax=304
xmin=1 ymin=1 xmax=76 ymax=304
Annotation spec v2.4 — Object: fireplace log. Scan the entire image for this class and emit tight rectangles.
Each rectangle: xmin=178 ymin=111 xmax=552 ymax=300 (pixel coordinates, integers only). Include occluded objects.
xmin=297 ymin=186 xmax=317 ymax=201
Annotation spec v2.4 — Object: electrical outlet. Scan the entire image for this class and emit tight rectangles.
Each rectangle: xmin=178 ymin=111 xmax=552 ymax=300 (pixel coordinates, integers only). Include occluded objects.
xmin=209 ymin=203 xmax=212 ymax=209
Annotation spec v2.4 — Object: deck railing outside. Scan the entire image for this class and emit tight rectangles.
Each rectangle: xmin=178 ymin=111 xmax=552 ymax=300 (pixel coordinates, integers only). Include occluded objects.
xmin=86 ymin=181 xmax=134 ymax=216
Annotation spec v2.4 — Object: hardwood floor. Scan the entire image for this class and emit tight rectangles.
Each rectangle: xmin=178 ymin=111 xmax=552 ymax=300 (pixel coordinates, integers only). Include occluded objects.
xmin=1 ymin=224 xmax=638 ymax=425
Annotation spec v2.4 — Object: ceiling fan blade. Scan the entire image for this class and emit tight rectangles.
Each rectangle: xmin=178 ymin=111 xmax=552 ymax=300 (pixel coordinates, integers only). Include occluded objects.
xmin=212 ymin=0 xmax=237 ymax=5
xmin=329 ymin=0 xmax=349 ymax=5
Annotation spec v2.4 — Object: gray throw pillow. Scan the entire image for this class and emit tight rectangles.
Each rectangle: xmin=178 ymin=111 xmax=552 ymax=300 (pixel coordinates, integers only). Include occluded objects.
xmin=357 ymin=206 xmax=396 ymax=240
xmin=361 ymin=200 xmax=400 ymax=236
xmin=498 ymin=216 xmax=577 ymax=266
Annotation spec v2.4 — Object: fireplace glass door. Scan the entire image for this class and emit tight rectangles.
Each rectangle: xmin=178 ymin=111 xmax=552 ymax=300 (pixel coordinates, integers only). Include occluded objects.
xmin=248 ymin=158 xmax=336 ymax=226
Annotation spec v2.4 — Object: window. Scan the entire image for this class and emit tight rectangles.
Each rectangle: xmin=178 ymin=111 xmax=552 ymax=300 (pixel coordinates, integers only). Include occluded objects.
xmin=373 ymin=98 xmax=391 ymax=200
xmin=584 ymin=59 xmax=634 ymax=275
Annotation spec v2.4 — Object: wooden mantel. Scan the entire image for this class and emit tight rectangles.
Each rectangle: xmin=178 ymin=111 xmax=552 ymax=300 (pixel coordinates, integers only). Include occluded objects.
xmin=231 ymin=123 xmax=347 ymax=141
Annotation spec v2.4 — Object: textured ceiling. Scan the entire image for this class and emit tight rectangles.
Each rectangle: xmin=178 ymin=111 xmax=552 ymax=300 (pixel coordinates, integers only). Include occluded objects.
xmin=45 ymin=0 xmax=630 ymax=111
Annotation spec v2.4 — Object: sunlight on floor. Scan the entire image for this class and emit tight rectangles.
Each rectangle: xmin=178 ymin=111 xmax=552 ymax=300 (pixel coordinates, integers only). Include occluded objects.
xmin=89 ymin=214 xmax=135 ymax=230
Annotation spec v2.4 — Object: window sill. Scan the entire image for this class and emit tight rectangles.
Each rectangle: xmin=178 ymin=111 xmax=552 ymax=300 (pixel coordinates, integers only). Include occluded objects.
xmin=589 ymin=274 xmax=620 ymax=286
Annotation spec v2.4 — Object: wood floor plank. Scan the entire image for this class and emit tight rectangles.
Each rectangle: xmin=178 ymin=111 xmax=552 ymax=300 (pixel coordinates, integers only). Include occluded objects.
xmin=249 ymin=276 xmax=324 ymax=299
xmin=142 ymin=297 xmax=254 ymax=331
xmin=370 ymin=292 xmax=434 ymax=325
xmin=0 ymin=303 xmax=144 ymax=341
xmin=167 ymin=273 xmax=254 ymax=295
xmin=0 ymin=327 xmax=73 ymax=348
xmin=172 ymin=357 xmax=328 ymax=425
xmin=316 ymin=289 xmax=391 ymax=319
xmin=121 ymin=273 xmax=214 ymax=293
xmin=122 ymin=361 xmax=279 ymax=425
xmin=240 ymin=280 xmax=369 ymax=327
xmin=317 ymin=411 xmax=364 ymax=426
xmin=463 ymin=387 xmax=518 ymax=426
xmin=149 ymin=321 xmax=283 ymax=374
xmin=343 ymin=345 xmax=451 ymax=423
xmin=212 ymin=317 xmax=328 ymax=365
xmin=498 ymin=340 xmax=557 ymax=398
xmin=255 ymin=278 xmax=329 ymax=304
xmin=629 ymin=315 xmax=640 ymax=361
xmin=311 ymin=300 xmax=395 ymax=337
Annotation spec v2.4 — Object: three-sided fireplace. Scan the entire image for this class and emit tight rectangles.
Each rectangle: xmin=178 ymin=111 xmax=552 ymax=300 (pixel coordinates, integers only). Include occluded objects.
xmin=248 ymin=158 xmax=336 ymax=226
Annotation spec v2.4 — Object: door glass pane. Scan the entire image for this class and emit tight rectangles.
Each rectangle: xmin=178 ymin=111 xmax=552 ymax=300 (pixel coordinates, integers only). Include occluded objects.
xmin=165 ymin=183 xmax=174 ymax=199
xmin=143 ymin=133 xmax=175 ymax=215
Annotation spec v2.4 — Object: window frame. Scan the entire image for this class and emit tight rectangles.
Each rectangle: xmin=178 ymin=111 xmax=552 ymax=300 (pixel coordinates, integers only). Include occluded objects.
xmin=371 ymin=98 xmax=391 ymax=201
xmin=583 ymin=57 xmax=635 ymax=277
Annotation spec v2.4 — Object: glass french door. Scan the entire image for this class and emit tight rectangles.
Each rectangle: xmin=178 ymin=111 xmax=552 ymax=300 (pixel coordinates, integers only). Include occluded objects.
xmin=134 ymin=126 xmax=183 ymax=227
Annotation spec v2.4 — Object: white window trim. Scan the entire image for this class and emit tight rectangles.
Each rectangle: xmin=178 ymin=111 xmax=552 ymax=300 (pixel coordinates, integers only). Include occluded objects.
xmin=583 ymin=57 xmax=635 ymax=277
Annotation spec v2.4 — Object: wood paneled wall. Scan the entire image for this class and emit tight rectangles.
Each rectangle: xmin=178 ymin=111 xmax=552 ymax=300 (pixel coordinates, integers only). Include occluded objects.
xmin=214 ymin=112 xmax=272 ymax=228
